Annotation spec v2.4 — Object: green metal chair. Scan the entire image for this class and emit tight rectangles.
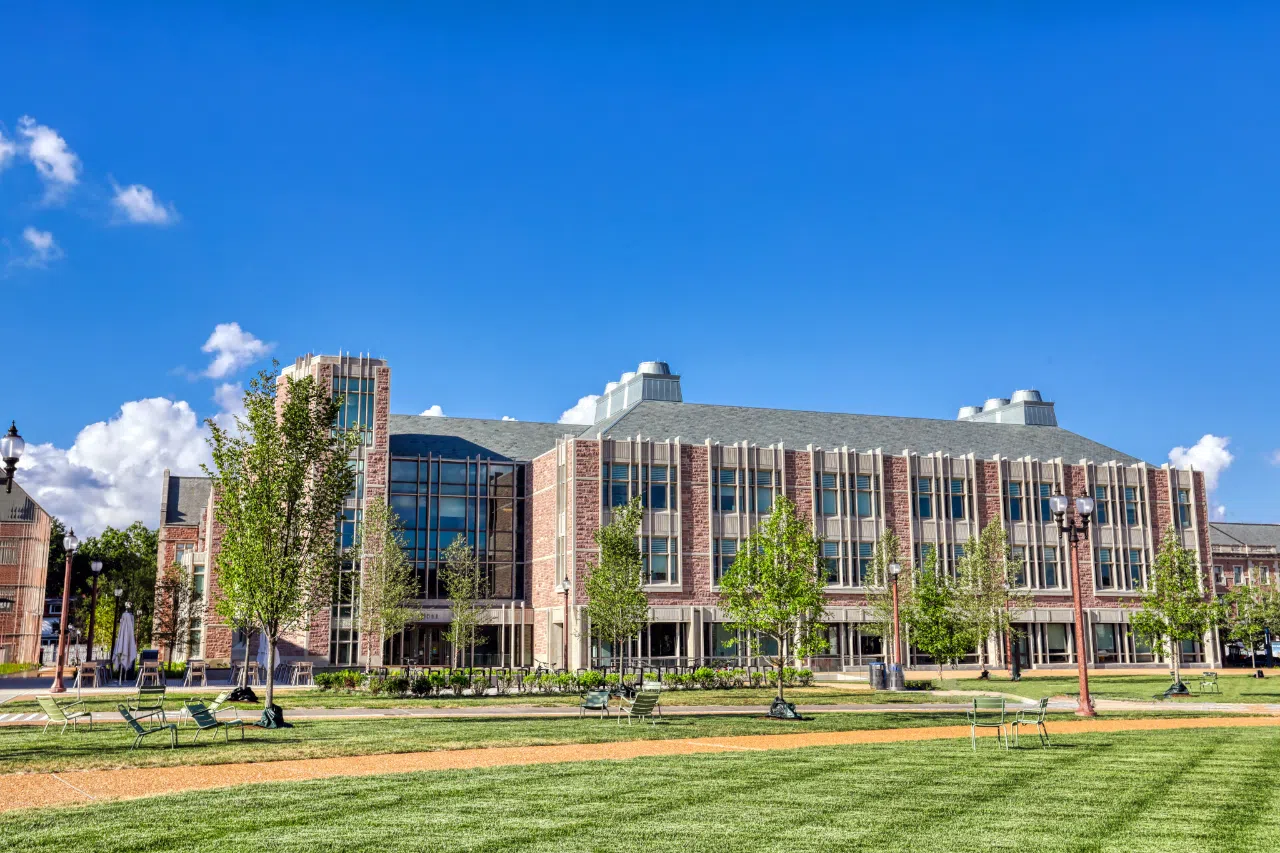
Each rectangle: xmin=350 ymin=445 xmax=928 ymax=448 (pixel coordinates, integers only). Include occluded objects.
xmin=1011 ymin=698 xmax=1050 ymax=748
xmin=579 ymin=689 xmax=611 ymax=719
xmin=965 ymin=697 xmax=1009 ymax=751
xmin=185 ymin=700 xmax=247 ymax=743
xmin=177 ymin=689 xmax=239 ymax=726
xmin=36 ymin=695 xmax=92 ymax=735
xmin=127 ymin=684 xmax=167 ymax=723
xmin=618 ymin=691 xmax=661 ymax=726
xmin=1199 ymin=671 xmax=1220 ymax=695
xmin=118 ymin=704 xmax=177 ymax=750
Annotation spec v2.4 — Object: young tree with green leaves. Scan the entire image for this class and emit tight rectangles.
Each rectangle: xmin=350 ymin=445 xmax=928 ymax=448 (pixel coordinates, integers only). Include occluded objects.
xmin=861 ymin=529 xmax=909 ymax=664
xmin=718 ymin=495 xmax=828 ymax=703
xmin=582 ymin=496 xmax=648 ymax=675
xmin=151 ymin=561 xmax=193 ymax=665
xmin=441 ymin=534 xmax=489 ymax=668
xmin=68 ymin=522 xmax=160 ymax=640
xmin=955 ymin=519 xmax=1030 ymax=670
xmin=906 ymin=549 xmax=978 ymax=682
xmin=204 ymin=366 xmax=358 ymax=712
xmin=1225 ymin=570 xmax=1280 ymax=670
xmin=1130 ymin=527 xmax=1226 ymax=690
xmin=355 ymin=497 xmax=419 ymax=669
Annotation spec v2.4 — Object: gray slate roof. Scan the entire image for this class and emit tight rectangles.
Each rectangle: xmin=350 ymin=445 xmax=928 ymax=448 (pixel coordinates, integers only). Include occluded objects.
xmin=1209 ymin=522 xmax=1280 ymax=550
xmin=164 ymin=476 xmax=211 ymax=525
xmin=388 ymin=415 xmax=573 ymax=461
xmin=578 ymin=401 xmax=1143 ymax=465
xmin=0 ymin=481 xmax=44 ymax=524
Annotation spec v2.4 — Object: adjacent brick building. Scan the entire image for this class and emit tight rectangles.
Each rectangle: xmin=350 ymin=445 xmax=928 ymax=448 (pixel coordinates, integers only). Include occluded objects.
xmin=0 ymin=483 xmax=53 ymax=664
xmin=161 ymin=354 xmax=1224 ymax=671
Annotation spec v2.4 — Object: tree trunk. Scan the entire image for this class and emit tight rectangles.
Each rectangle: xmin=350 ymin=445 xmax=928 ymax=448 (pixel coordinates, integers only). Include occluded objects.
xmin=265 ymin=634 xmax=277 ymax=709
xmin=1251 ymin=640 xmax=1257 ymax=670
xmin=776 ymin=636 xmax=786 ymax=703
xmin=1170 ymin=637 xmax=1182 ymax=688
xmin=240 ymin=630 xmax=251 ymax=689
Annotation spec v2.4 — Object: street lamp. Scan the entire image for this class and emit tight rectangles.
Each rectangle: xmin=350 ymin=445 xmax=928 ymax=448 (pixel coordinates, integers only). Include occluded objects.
xmin=888 ymin=562 xmax=902 ymax=669
xmin=110 ymin=587 xmax=123 ymax=671
xmin=50 ymin=528 xmax=78 ymax=693
xmin=1051 ymin=491 xmax=1096 ymax=717
xmin=554 ymin=578 xmax=571 ymax=671
xmin=87 ymin=560 xmax=103 ymax=662
xmin=0 ymin=421 xmax=25 ymax=493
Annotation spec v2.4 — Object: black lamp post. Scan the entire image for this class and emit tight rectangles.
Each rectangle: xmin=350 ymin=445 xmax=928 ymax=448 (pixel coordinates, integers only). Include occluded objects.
xmin=87 ymin=560 xmax=103 ymax=662
xmin=49 ymin=529 xmax=79 ymax=693
xmin=0 ymin=422 xmax=25 ymax=493
xmin=1050 ymin=492 xmax=1096 ymax=717
xmin=110 ymin=586 xmax=123 ymax=670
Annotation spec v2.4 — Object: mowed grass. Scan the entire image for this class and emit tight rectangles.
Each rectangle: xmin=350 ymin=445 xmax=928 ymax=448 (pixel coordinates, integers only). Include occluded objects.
xmin=5 ymin=726 xmax=1280 ymax=852
xmin=937 ymin=671 xmax=1280 ymax=704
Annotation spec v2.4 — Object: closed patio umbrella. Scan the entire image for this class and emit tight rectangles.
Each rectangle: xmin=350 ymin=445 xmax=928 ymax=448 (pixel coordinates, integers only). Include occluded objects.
xmin=256 ymin=635 xmax=281 ymax=675
xmin=112 ymin=608 xmax=137 ymax=685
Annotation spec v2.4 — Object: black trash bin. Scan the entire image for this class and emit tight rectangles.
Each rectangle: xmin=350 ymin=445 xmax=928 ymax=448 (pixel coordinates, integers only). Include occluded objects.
xmin=887 ymin=663 xmax=905 ymax=691
xmin=867 ymin=662 xmax=886 ymax=690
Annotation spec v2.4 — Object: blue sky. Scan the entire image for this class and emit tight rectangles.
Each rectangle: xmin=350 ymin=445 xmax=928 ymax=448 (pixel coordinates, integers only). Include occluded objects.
xmin=2 ymin=4 xmax=1278 ymax=532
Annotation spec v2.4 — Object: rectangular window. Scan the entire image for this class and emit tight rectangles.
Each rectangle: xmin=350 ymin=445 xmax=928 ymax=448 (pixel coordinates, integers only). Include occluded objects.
xmin=751 ymin=470 xmax=774 ymax=514
xmin=1124 ymin=487 xmax=1140 ymax=526
xmin=1097 ymin=548 xmax=1114 ymax=589
xmin=191 ymin=563 xmax=207 ymax=601
xmin=603 ymin=463 xmax=633 ymax=509
xmin=1043 ymin=546 xmax=1059 ymax=588
xmin=643 ymin=538 xmax=676 ymax=585
xmin=1177 ymin=489 xmax=1192 ymax=529
xmin=822 ymin=541 xmax=841 ymax=585
xmin=715 ymin=468 xmax=738 ymax=512
xmin=1094 ymin=486 xmax=1109 ymax=525
xmin=648 ymin=466 xmax=669 ymax=511
xmin=173 ymin=543 xmax=195 ymax=567
xmin=713 ymin=539 xmax=737 ymax=585
xmin=1011 ymin=546 xmax=1027 ymax=587
xmin=1037 ymin=483 xmax=1052 ymax=521
xmin=1128 ymin=549 xmax=1144 ymax=589
xmin=949 ymin=479 xmax=966 ymax=519
xmin=1234 ymin=566 xmax=1243 ymax=585
xmin=916 ymin=478 xmax=933 ymax=519
xmin=820 ymin=473 xmax=841 ymax=517
xmin=1006 ymin=482 xmax=1023 ymax=522
xmin=1213 ymin=565 xmax=1223 ymax=586
xmin=916 ymin=543 xmax=936 ymax=570
xmin=855 ymin=475 xmax=874 ymax=518
xmin=857 ymin=542 xmax=874 ymax=586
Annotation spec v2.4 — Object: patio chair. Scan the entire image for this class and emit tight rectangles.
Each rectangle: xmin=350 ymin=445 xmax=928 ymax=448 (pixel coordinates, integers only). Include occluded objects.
xmin=618 ymin=691 xmax=661 ymax=726
xmin=291 ymin=661 xmax=314 ymax=686
xmin=127 ymin=684 xmax=167 ymax=723
xmin=37 ymin=695 xmax=93 ymax=735
xmin=640 ymin=680 xmax=663 ymax=716
xmin=1199 ymin=671 xmax=1220 ymax=695
xmin=183 ymin=659 xmax=208 ymax=687
xmin=119 ymin=704 xmax=177 ymax=750
xmin=1011 ymin=698 xmax=1051 ymax=748
xmin=580 ymin=689 xmax=612 ymax=719
xmin=176 ymin=689 xmax=240 ymax=726
xmin=73 ymin=662 xmax=99 ymax=689
xmin=136 ymin=659 xmax=163 ymax=687
xmin=965 ymin=697 xmax=1009 ymax=751
xmin=185 ymin=700 xmax=247 ymax=743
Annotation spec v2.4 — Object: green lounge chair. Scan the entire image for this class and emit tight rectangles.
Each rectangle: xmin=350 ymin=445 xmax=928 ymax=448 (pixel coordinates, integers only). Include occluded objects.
xmin=119 ymin=704 xmax=177 ymax=750
xmin=185 ymin=700 xmax=247 ymax=743
xmin=128 ymin=684 xmax=167 ymax=723
xmin=1011 ymin=697 xmax=1050 ymax=748
xmin=965 ymin=697 xmax=1009 ymax=751
xmin=618 ymin=691 xmax=661 ymax=726
xmin=177 ymin=689 xmax=239 ymax=726
xmin=36 ymin=695 xmax=92 ymax=735
xmin=1199 ymin=671 xmax=1220 ymax=695
xmin=580 ymin=689 xmax=611 ymax=719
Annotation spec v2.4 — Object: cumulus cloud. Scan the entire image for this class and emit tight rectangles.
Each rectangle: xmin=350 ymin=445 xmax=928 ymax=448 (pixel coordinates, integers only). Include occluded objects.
xmin=213 ymin=382 xmax=244 ymax=414
xmin=1269 ymin=450 xmax=1280 ymax=467
xmin=558 ymin=394 xmax=599 ymax=425
xmin=111 ymin=181 xmax=178 ymax=225
xmin=1168 ymin=434 xmax=1233 ymax=492
xmin=0 ymin=130 xmax=16 ymax=170
xmin=18 ymin=399 xmax=212 ymax=535
xmin=420 ymin=405 xmax=445 ymax=417
xmin=17 ymin=116 xmax=80 ymax=197
xmin=201 ymin=322 xmax=272 ymax=379
xmin=1214 ymin=505 xmax=1227 ymax=520
xmin=20 ymin=227 xmax=60 ymax=266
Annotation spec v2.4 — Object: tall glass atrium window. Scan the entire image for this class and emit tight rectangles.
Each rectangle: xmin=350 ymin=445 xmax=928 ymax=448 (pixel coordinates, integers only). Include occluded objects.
xmin=332 ymin=376 xmax=375 ymax=446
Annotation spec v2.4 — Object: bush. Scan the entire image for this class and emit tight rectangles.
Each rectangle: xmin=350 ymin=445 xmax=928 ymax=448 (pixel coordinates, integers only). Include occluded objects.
xmin=693 ymin=667 xmax=717 ymax=689
xmin=604 ymin=673 xmax=620 ymax=690
xmin=449 ymin=669 xmax=471 ymax=693
xmin=367 ymin=674 xmax=387 ymax=696
xmin=661 ymin=672 xmax=681 ymax=690
xmin=471 ymin=674 xmax=490 ymax=695
xmin=553 ymin=672 xmax=575 ymax=693
xmin=797 ymin=668 xmax=814 ymax=687
xmin=495 ymin=669 xmax=517 ymax=693
xmin=904 ymin=679 xmax=933 ymax=691
xmin=579 ymin=670 xmax=605 ymax=691
xmin=383 ymin=675 xmax=410 ymax=697
xmin=316 ymin=669 xmax=366 ymax=692
xmin=749 ymin=671 xmax=766 ymax=688
xmin=411 ymin=675 xmax=431 ymax=697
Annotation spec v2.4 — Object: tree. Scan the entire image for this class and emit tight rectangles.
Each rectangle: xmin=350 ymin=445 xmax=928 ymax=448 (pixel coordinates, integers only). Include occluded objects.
xmin=1225 ymin=570 xmax=1280 ymax=670
xmin=151 ymin=562 xmax=193 ymax=665
xmin=582 ymin=496 xmax=648 ymax=674
xmin=356 ymin=497 xmax=419 ymax=668
xmin=440 ymin=534 xmax=489 ymax=668
xmin=906 ymin=549 xmax=978 ymax=681
xmin=718 ymin=494 xmax=828 ymax=703
xmin=1131 ymin=527 xmax=1226 ymax=690
xmin=77 ymin=523 xmax=160 ymax=643
xmin=955 ymin=520 xmax=1030 ymax=670
xmin=861 ymin=529 xmax=909 ymax=664
xmin=205 ymin=366 xmax=358 ymax=712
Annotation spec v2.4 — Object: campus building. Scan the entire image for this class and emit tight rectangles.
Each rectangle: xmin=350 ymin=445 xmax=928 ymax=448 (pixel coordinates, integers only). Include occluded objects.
xmin=158 ymin=353 xmax=1221 ymax=671
xmin=0 ymin=483 xmax=54 ymax=664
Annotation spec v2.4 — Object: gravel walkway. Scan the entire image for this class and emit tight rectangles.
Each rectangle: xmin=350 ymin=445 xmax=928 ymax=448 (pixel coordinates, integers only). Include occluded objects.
xmin=2 ymin=714 xmax=1277 ymax=814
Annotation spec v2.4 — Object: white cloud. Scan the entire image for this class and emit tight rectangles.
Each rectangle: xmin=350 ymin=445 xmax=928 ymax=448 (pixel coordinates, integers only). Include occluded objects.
xmin=420 ymin=405 xmax=445 ymax=417
xmin=200 ymin=322 xmax=272 ymax=379
xmin=1168 ymin=434 xmax=1233 ymax=492
xmin=0 ymin=130 xmax=16 ymax=171
xmin=1214 ymin=505 xmax=1227 ymax=520
xmin=18 ymin=398 xmax=212 ymax=535
xmin=558 ymin=394 xmax=599 ymax=425
xmin=111 ymin=181 xmax=178 ymax=225
xmin=20 ymin=227 xmax=60 ymax=265
xmin=1269 ymin=450 xmax=1280 ymax=467
xmin=213 ymin=382 xmax=244 ymax=414
xmin=501 ymin=416 xmax=517 ymax=421
xmin=17 ymin=116 xmax=80 ymax=197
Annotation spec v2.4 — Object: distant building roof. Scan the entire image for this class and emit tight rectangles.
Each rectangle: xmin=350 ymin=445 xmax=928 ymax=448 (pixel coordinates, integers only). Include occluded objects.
xmin=1209 ymin=522 xmax=1280 ymax=551
xmin=388 ymin=415 xmax=572 ymax=461
xmin=164 ymin=476 xmax=211 ymax=525
xmin=0 ymin=481 xmax=45 ymax=524
xmin=577 ymin=401 xmax=1144 ymax=465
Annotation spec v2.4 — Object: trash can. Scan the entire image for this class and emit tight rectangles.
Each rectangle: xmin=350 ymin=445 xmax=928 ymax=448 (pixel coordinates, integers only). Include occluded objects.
xmin=867 ymin=662 xmax=886 ymax=690
xmin=887 ymin=663 xmax=905 ymax=692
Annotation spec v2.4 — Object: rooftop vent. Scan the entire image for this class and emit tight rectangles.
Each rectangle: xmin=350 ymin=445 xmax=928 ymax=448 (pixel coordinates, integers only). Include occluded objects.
xmin=958 ymin=389 xmax=1057 ymax=427
xmin=593 ymin=362 xmax=683 ymax=424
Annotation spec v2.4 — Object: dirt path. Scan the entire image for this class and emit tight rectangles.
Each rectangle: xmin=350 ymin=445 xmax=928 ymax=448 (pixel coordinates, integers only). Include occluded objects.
xmin=2 ymin=715 xmax=1277 ymax=815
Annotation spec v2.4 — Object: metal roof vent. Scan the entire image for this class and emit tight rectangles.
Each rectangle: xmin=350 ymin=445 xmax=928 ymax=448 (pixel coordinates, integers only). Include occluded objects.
xmin=593 ymin=362 xmax=683 ymax=423
xmin=957 ymin=405 xmax=982 ymax=419
xmin=1010 ymin=389 xmax=1043 ymax=403
xmin=959 ymin=391 xmax=1057 ymax=427
xmin=637 ymin=361 xmax=671 ymax=376
xmin=982 ymin=398 xmax=1011 ymax=412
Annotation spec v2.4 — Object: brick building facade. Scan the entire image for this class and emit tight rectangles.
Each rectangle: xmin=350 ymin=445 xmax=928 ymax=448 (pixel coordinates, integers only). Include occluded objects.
xmin=0 ymin=483 xmax=53 ymax=664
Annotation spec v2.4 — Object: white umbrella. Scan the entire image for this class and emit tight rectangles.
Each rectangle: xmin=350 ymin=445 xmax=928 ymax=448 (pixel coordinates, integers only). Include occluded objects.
xmin=256 ymin=635 xmax=281 ymax=672
xmin=112 ymin=610 xmax=137 ymax=685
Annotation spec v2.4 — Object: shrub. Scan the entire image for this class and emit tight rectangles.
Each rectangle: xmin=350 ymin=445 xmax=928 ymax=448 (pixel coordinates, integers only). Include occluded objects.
xmin=367 ymin=675 xmax=387 ymax=696
xmin=661 ymin=672 xmax=681 ymax=690
xmin=749 ymin=671 xmax=766 ymax=688
xmin=604 ymin=673 xmax=620 ymax=690
xmin=495 ymin=669 xmax=517 ymax=694
xmin=449 ymin=670 xmax=471 ymax=693
xmin=693 ymin=667 xmax=717 ymax=689
xmin=797 ymin=669 xmax=814 ymax=687
xmin=553 ymin=672 xmax=575 ymax=693
xmin=579 ymin=670 xmax=605 ymax=690
xmin=317 ymin=669 xmax=366 ymax=692
xmin=904 ymin=679 xmax=933 ymax=691
xmin=411 ymin=675 xmax=431 ymax=697
xmin=384 ymin=675 xmax=410 ymax=697
xmin=471 ymin=674 xmax=490 ymax=695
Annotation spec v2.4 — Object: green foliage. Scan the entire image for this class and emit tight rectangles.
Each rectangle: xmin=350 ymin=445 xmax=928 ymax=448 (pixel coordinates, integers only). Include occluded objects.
xmin=150 ymin=561 xmax=193 ymax=665
xmin=862 ymin=530 xmax=908 ymax=661
xmin=578 ymin=670 xmax=605 ymax=690
xmin=204 ymin=366 xmax=358 ymax=709
xmin=718 ymin=494 xmax=828 ymax=701
xmin=905 ymin=549 xmax=977 ymax=676
xmin=1225 ymin=569 xmax=1280 ymax=668
xmin=75 ymin=521 xmax=160 ymax=642
xmin=955 ymin=519 xmax=1030 ymax=660
xmin=583 ymin=496 xmax=648 ymax=671
xmin=315 ymin=670 xmax=368 ymax=692
xmin=1130 ymin=528 xmax=1226 ymax=684
xmin=440 ymin=535 xmax=488 ymax=667
xmin=355 ymin=497 xmax=419 ymax=659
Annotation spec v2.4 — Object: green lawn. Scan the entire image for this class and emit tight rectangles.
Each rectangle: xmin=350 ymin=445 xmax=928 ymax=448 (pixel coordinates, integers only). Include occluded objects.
xmin=4 ymin=726 xmax=1278 ymax=851
xmin=936 ymin=671 xmax=1280 ymax=704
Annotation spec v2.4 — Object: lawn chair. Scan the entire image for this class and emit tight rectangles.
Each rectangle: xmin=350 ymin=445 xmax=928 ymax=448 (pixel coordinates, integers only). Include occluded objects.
xmin=127 ymin=684 xmax=167 ymax=723
xmin=136 ymin=659 xmax=163 ymax=687
xmin=641 ymin=680 xmax=664 ymax=716
xmin=36 ymin=695 xmax=93 ymax=734
xmin=119 ymin=704 xmax=177 ymax=750
xmin=618 ymin=691 xmax=661 ymax=726
xmin=176 ymin=689 xmax=240 ymax=726
xmin=183 ymin=659 xmax=208 ymax=687
xmin=1011 ymin=698 xmax=1050 ymax=748
xmin=291 ymin=661 xmax=314 ymax=686
xmin=966 ymin=697 xmax=1009 ymax=751
xmin=73 ymin=662 xmax=100 ymax=689
xmin=580 ymin=689 xmax=612 ymax=719
xmin=1199 ymin=671 xmax=1220 ymax=695
xmin=184 ymin=700 xmax=247 ymax=743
